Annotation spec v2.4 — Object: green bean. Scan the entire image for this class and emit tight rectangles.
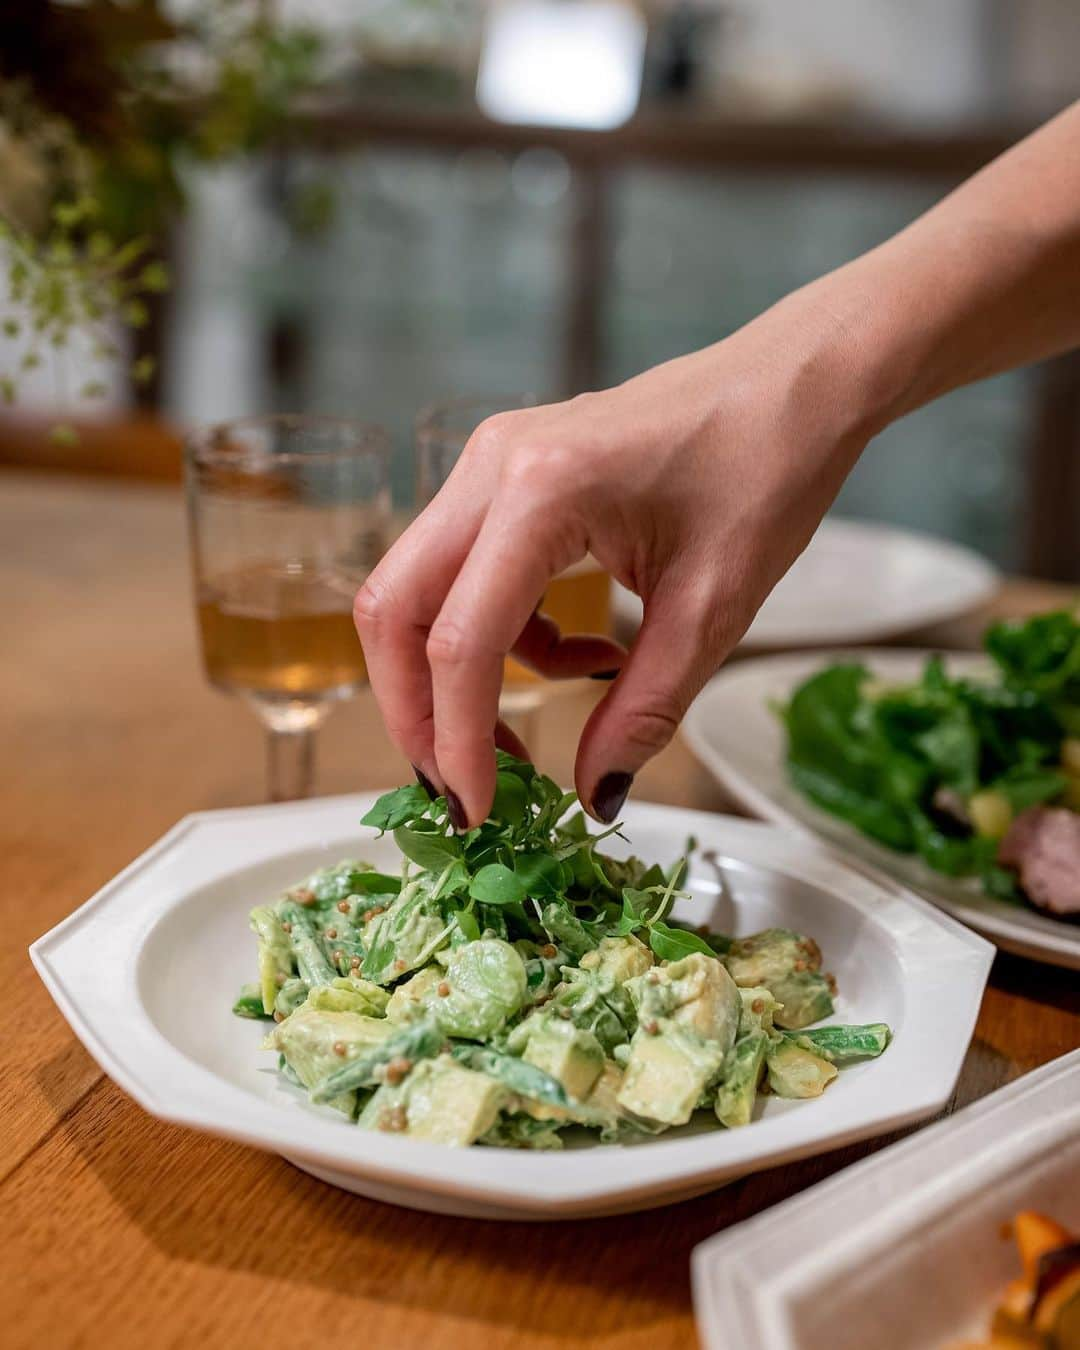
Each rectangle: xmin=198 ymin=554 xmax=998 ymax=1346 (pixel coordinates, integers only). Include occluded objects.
xmin=781 ymin=1024 xmax=891 ymax=1062
xmin=310 ymin=1019 xmax=444 ymax=1102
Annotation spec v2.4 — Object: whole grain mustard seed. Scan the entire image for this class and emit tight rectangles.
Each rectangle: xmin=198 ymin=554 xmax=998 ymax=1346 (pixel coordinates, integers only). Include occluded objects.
xmin=291 ymin=887 xmax=315 ymax=905
xmin=437 ymin=981 xmax=451 ymax=997
xmin=332 ymin=950 xmax=343 ymax=964
xmin=384 ymin=1057 xmax=413 ymax=1085
xmin=281 ymin=921 xmax=292 ymax=934
xmin=751 ymin=998 xmax=765 ymax=1014
xmin=332 ymin=1041 xmax=347 ymax=1056
xmin=643 ymin=1019 xmax=659 ymax=1035
xmin=336 ymin=900 xmax=351 ymax=914
xmin=541 ymin=943 xmax=558 ymax=959
xmin=325 ymin=927 xmax=337 ymax=940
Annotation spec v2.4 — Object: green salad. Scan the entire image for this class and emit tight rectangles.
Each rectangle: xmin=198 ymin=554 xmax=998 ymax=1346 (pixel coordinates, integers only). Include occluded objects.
xmin=782 ymin=609 xmax=1080 ymax=915
xmin=233 ymin=755 xmax=891 ymax=1148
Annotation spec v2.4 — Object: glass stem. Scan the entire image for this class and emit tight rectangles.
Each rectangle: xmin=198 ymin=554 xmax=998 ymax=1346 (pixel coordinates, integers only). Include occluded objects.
xmin=267 ymin=726 xmax=315 ymax=802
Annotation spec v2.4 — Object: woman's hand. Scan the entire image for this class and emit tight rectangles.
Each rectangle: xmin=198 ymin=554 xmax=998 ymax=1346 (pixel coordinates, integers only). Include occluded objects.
xmin=355 ymin=101 xmax=1080 ymax=829
xmin=355 ymin=291 xmax=875 ymax=828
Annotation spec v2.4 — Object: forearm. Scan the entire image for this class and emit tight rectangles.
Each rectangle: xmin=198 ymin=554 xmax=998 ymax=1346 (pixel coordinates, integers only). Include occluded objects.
xmin=781 ymin=100 xmax=1080 ymax=438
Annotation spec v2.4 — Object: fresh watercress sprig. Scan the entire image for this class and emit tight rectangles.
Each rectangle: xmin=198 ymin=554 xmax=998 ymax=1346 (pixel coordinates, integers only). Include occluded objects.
xmin=358 ymin=753 xmax=698 ymax=949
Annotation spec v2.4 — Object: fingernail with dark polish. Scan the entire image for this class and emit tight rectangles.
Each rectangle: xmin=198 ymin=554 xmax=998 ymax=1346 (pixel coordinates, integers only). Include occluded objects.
xmin=412 ymin=765 xmax=437 ymax=799
xmin=446 ymin=789 xmax=468 ymax=832
xmin=589 ymin=669 xmax=620 ymax=682
xmin=592 ymin=771 xmax=633 ymax=824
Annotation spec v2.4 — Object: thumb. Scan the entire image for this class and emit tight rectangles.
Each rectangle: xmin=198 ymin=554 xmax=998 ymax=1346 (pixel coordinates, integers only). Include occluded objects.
xmin=574 ymin=576 xmax=746 ymax=822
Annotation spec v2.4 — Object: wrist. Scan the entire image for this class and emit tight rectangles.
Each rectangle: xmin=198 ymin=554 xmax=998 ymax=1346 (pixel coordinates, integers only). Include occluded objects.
xmin=763 ymin=268 xmax=915 ymax=450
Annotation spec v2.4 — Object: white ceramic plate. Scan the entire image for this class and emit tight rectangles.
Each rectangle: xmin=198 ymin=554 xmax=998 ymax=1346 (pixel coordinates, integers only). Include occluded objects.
xmin=682 ymin=649 xmax=1080 ymax=970
xmin=30 ymin=795 xmax=992 ymax=1220
xmin=612 ymin=518 xmax=999 ymax=649
xmin=692 ymin=1049 xmax=1080 ymax=1350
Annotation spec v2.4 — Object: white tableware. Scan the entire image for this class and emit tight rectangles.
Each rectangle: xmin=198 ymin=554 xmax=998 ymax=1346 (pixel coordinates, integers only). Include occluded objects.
xmin=30 ymin=794 xmax=991 ymax=1220
xmin=613 ymin=518 xmax=999 ymax=648
xmin=692 ymin=1049 xmax=1080 ymax=1350
xmin=682 ymin=648 xmax=1080 ymax=970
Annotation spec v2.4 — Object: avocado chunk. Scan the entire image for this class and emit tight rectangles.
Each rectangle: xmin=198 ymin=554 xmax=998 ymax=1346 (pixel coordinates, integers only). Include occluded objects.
xmin=386 ymin=964 xmax=444 ymax=1022
xmin=303 ymin=976 xmax=389 ymax=1018
xmin=585 ymin=1059 xmax=625 ymax=1119
xmin=580 ymin=934 xmax=655 ymax=985
xmin=715 ymin=1030 xmax=768 ymax=1128
xmin=626 ymin=952 xmax=742 ymax=1048
xmin=268 ymin=1007 xmax=393 ymax=1113
xmin=359 ymin=1057 xmax=505 ymax=1146
xmin=770 ymin=972 xmax=835 ymax=1030
xmin=616 ymin=1024 xmax=727 ymax=1126
xmin=737 ymin=986 xmax=783 ymax=1037
xmin=765 ymin=1038 xmax=838 ymax=1098
xmin=250 ymin=905 xmax=294 ymax=1015
xmin=723 ymin=928 xmax=835 ymax=1029
xmin=521 ymin=1015 xmax=605 ymax=1101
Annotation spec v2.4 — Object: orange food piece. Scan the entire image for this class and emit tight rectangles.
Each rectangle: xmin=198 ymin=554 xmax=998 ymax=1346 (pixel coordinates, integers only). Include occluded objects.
xmin=1032 ymin=1266 xmax=1080 ymax=1341
xmin=1015 ymin=1212 xmax=1073 ymax=1284
xmin=999 ymin=1277 xmax=1035 ymax=1323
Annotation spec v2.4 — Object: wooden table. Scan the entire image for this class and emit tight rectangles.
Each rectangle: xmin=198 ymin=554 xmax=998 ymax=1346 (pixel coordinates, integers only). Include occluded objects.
xmin=3 ymin=471 xmax=1077 ymax=1349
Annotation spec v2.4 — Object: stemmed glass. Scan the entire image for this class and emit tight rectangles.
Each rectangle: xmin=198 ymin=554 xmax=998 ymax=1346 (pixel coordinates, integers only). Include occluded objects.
xmin=416 ymin=394 xmax=613 ymax=743
xmin=185 ymin=414 xmax=391 ymax=801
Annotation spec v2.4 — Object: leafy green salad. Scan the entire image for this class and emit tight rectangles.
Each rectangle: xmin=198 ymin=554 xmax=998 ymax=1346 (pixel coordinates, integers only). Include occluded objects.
xmin=782 ymin=609 xmax=1080 ymax=914
xmin=233 ymin=755 xmax=890 ymax=1148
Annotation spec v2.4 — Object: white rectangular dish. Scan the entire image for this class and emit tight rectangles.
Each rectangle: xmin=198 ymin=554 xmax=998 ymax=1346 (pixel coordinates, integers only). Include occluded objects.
xmin=683 ymin=649 xmax=1080 ymax=970
xmin=692 ymin=1049 xmax=1080 ymax=1350
xmin=30 ymin=794 xmax=992 ymax=1220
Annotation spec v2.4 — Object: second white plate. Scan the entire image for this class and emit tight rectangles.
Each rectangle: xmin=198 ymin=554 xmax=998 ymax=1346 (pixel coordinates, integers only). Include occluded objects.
xmin=30 ymin=795 xmax=991 ymax=1220
xmin=613 ymin=518 xmax=999 ymax=649
xmin=682 ymin=649 xmax=1080 ymax=969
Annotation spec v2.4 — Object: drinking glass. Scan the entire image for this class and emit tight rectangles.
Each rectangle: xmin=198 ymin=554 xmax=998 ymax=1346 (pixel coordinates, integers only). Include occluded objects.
xmin=185 ymin=415 xmax=391 ymax=801
xmin=416 ymin=394 xmax=613 ymax=739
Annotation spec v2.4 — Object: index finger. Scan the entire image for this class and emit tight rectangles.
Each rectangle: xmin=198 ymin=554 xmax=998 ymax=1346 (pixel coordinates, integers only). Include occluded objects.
xmin=354 ymin=491 xmax=483 ymax=789
xmin=426 ymin=503 xmax=583 ymax=826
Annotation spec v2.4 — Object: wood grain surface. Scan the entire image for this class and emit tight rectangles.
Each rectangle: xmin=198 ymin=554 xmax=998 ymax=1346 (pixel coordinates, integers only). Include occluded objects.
xmin=3 ymin=471 xmax=1077 ymax=1350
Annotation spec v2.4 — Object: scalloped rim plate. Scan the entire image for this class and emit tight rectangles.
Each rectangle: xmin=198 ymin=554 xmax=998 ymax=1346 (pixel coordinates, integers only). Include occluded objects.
xmin=30 ymin=795 xmax=992 ymax=1219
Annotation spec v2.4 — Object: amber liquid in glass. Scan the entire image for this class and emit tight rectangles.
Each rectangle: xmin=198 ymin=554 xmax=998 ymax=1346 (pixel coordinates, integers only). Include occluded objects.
xmin=198 ymin=563 xmax=366 ymax=701
xmin=505 ymin=557 xmax=612 ymax=685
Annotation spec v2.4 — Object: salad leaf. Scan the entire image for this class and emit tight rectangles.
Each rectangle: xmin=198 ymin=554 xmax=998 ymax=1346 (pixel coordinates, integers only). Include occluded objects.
xmin=468 ymin=863 xmax=527 ymax=907
xmin=394 ymin=825 xmax=462 ymax=872
xmin=647 ymin=921 xmax=715 ymax=962
xmin=361 ymin=785 xmax=434 ymax=833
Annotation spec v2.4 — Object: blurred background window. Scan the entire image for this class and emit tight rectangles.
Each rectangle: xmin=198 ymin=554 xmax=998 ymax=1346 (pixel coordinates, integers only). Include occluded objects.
xmin=3 ymin=0 xmax=1078 ymax=574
